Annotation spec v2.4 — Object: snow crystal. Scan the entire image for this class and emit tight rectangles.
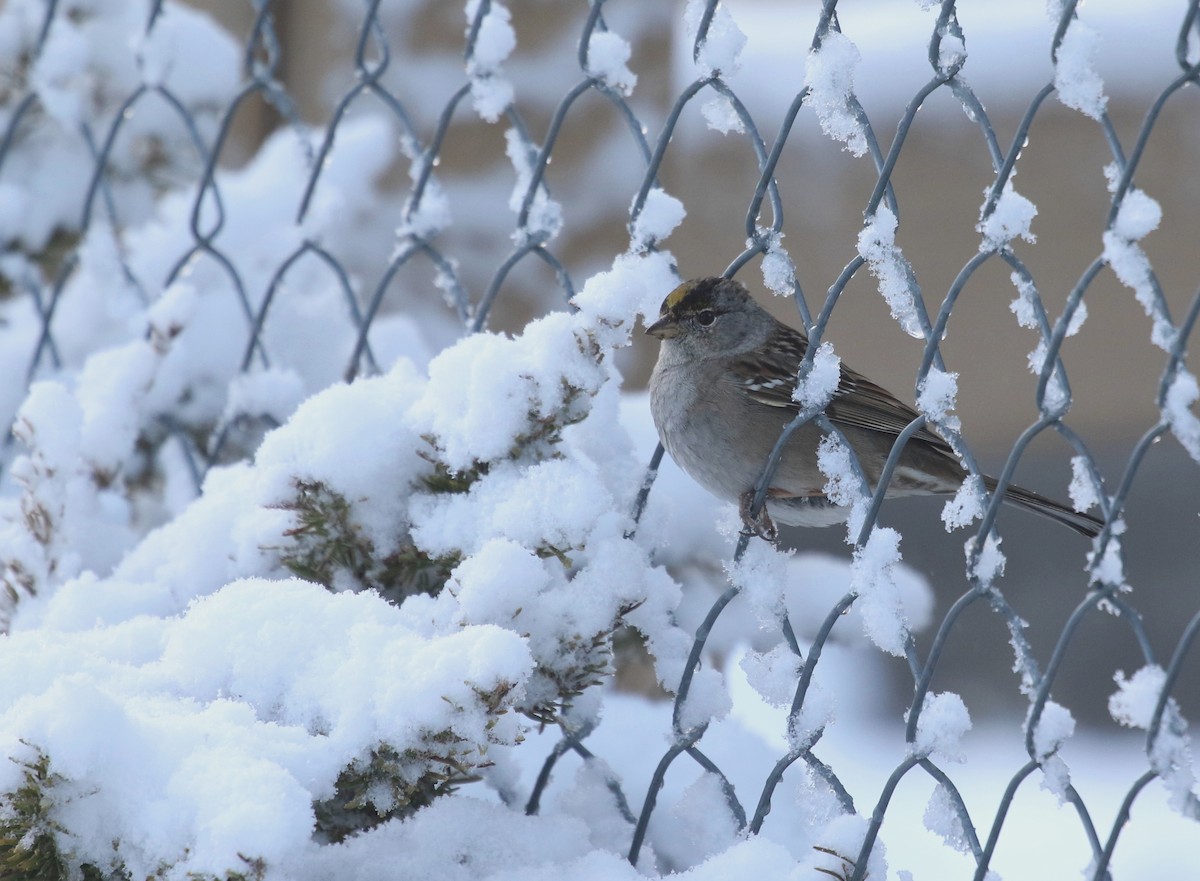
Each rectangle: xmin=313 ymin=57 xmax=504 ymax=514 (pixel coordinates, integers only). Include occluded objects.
xmin=912 ymin=691 xmax=971 ymax=762
xmin=857 ymin=206 xmax=924 ymax=338
xmin=924 ymin=783 xmax=971 ymax=853
xmin=1068 ymin=455 xmax=1100 ymax=512
xmin=1109 ymin=665 xmax=1166 ymax=730
xmin=1054 ymin=17 xmax=1108 ymax=120
xmin=1087 ymin=530 xmax=1126 ymax=588
xmin=941 ymin=476 xmax=983 ymax=531
xmin=738 ymin=644 xmax=800 ymax=709
xmin=728 ymin=538 xmax=790 ymax=626
xmin=759 ymin=233 xmax=796 ymax=296
xmin=816 ymin=432 xmax=868 ymax=539
xmin=1165 ymin=371 xmax=1200 ymax=463
xmin=968 ymin=532 xmax=1006 ymax=586
xmin=401 ymin=173 xmax=452 ymax=239
xmin=1102 ymin=230 xmax=1173 ymax=350
xmin=629 ymin=187 xmax=686 ymax=252
xmin=978 ymin=183 xmax=1038 ymax=250
xmin=1110 ymin=666 xmax=1198 ymax=814
xmin=850 ymin=527 xmax=910 ymax=657
xmin=585 ymin=31 xmax=637 ymax=96
xmin=701 ymin=93 xmax=745 ymax=134
xmin=676 ymin=666 xmax=733 ymax=733
xmin=793 ymin=341 xmax=841 ymax=411
xmin=916 ymin=366 xmax=959 ymax=427
xmin=937 ymin=32 xmax=967 ymax=72
xmin=684 ymin=0 xmax=747 ymax=76
xmin=504 ymin=127 xmax=562 ymax=241
xmin=1113 ymin=187 xmax=1163 ymax=242
xmin=1031 ymin=700 xmax=1076 ymax=761
xmin=466 ymin=0 xmax=516 ymax=122
xmin=1039 ymin=753 xmax=1073 ymax=804
xmin=804 ymin=30 xmax=868 ymax=156
xmin=1009 ymin=274 xmax=1040 ymax=330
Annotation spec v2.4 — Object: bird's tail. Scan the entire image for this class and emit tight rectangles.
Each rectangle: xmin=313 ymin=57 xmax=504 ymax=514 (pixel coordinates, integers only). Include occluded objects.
xmin=983 ymin=475 xmax=1104 ymax=538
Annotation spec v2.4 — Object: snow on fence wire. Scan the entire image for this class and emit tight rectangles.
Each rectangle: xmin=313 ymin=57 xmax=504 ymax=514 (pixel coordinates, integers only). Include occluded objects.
xmin=0 ymin=0 xmax=1198 ymax=879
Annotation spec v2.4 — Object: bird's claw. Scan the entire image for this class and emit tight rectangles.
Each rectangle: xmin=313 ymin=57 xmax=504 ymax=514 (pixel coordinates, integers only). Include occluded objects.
xmin=739 ymin=490 xmax=777 ymax=543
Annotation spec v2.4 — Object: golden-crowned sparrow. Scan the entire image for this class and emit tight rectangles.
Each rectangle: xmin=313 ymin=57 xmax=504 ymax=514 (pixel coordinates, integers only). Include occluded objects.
xmin=646 ymin=277 xmax=1104 ymax=541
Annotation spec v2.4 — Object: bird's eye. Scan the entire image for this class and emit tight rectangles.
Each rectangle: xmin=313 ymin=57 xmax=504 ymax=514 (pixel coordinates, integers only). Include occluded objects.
xmin=696 ymin=309 xmax=716 ymax=327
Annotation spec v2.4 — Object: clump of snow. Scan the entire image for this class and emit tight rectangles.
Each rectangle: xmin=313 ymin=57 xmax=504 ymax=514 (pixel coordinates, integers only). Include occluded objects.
xmin=465 ymin=0 xmax=516 ymax=122
xmin=1030 ymin=700 xmax=1076 ymax=803
xmin=585 ymin=30 xmax=637 ymax=96
xmin=1068 ymin=455 xmax=1101 ymax=512
xmin=1109 ymin=665 xmax=1198 ymax=815
xmin=1053 ymin=16 xmax=1108 ymax=120
xmin=804 ymin=30 xmax=868 ymax=156
xmin=572 ymin=250 xmax=680 ymax=350
xmin=857 ymin=206 xmax=924 ymax=338
xmin=684 ymin=0 xmax=747 ymax=76
xmin=936 ymin=31 xmax=967 ymax=73
xmin=941 ymin=476 xmax=984 ymax=531
xmin=850 ymin=527 xmax=910 ymax=657
xmin=816 ymin=432 xmax=869 ymax=539
xmin=968 ymin=532 xmax=1006 ymax=587
xmin=978 ymin=183 xmax=1038 ymax=250
xmin=1164 ymin=371 xmax=1200 ymax=463
xmin=504 ymin=127 xmax=563 ymax=243
xmin=759 ymin=231 xmax=796 ymax=296
xmin=924 ymin=784 xmax=971 ymax=853
xmin=1030 ymin=700 xmax=1076 ymax=761
xmin=1087 ymin=526 xmax=1126 ymax=589
xmin=400 ymin=170 xmax=452 ymax=239
xmin=793 ymin=341 xmax=841 ymax=411
xmin=701 ymin=93 xmax=745 ymax=134
xmin=728 ymin=538 xmax=790 ymax=626
xmin=1109 ymin=665 xmax=1166 ymax=730
xmin=1101 ymin=164 xmax=1172 ymax=351
xmin=739 ymin=643 xmax=801 ymax=709
xmin=916 ymin=366 xmax=960 ymax=430
xmin=630 ymin=187 xmax=687 ymax=252
xmin=653 ymin=772 xmax=743 ymax=870
xmin=912 ymin=692 xmax=972 ymax=762
xmin=1112 ymin=185 xmax=1163 ymax=241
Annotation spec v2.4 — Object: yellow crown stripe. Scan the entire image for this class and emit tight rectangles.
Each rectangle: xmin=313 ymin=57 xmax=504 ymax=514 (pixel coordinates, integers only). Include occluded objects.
xmin=663 ymin=280 xmax=696 ymax=311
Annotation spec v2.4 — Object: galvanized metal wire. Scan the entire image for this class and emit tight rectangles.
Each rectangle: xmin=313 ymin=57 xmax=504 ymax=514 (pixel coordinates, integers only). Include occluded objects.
xmin=2 ymin=1 xmax=1198 ymax=878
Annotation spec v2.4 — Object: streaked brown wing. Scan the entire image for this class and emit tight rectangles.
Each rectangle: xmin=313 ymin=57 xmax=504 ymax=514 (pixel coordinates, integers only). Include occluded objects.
xmin=731 ymin=323 xmax=953 ymax=455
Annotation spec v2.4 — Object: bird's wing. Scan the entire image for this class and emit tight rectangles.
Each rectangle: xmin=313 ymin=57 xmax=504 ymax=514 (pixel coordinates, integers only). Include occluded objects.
xmin=730 ymin=323 xmax=954 ymax=455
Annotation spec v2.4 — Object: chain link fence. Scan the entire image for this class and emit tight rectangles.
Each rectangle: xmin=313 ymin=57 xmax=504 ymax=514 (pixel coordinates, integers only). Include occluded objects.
xmin=1 ymin=1 xmax=1199 ymax=879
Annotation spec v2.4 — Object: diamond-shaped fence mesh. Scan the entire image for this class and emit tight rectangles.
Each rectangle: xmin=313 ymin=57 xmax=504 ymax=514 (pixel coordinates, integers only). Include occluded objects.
xmin=2 ymin=0 xmax=1199 ymax=878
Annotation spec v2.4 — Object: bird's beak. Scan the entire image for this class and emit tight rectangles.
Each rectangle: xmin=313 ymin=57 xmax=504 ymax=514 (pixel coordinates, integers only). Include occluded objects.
xmin=645 ymin=314 xmax=678 ymax=340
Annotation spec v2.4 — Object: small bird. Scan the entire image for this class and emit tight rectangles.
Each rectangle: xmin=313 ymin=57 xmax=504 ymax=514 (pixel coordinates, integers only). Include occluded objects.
xmin=646 ymin=277 xmax=1104 ymax=541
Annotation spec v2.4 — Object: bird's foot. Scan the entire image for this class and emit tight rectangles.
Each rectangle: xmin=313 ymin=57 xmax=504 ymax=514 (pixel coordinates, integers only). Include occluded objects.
xmin=739 ymin=490 xmax=778 ymax=543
